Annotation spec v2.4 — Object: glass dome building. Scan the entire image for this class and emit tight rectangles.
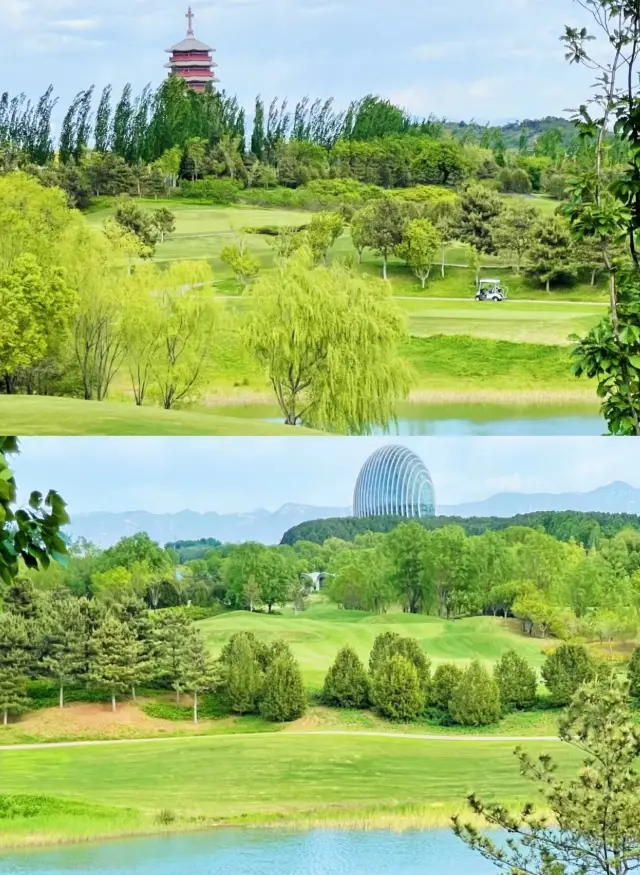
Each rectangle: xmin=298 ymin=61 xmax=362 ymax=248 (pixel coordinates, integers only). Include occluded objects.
xmin=353 ymin=445 xmax=436 ymax=519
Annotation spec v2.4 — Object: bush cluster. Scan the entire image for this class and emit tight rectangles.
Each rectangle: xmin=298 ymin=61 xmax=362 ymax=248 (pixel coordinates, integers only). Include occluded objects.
xmin=320 ymin=635 xmax=621 ymax=728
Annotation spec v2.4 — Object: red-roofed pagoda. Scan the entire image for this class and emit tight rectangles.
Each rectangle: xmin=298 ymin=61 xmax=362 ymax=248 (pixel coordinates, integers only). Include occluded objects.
xmin=165 ymin=7 xmax=218 ymax=93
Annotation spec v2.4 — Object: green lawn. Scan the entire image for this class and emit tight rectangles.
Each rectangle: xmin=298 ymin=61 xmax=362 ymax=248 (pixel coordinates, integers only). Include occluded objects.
xmin=0 ymin=396 xmax=320 ymax=436
xmin=402 ymin=299 xmax=603 ymax=346
xmin=198 ymin=604 xmax=554 ymax=688
xmin=87 ymin=199 xmax=609 ymax=304
xmin=0 ymin=733 xmax=578 ymax=845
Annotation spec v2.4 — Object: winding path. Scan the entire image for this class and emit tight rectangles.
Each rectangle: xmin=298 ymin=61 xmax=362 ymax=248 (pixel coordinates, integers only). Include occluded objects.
xmin=0 ymin=729 xmax=559 ymax=752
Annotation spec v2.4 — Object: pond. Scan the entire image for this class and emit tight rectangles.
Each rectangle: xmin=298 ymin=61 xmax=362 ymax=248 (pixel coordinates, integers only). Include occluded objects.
xmin=0 ymin=828 xmax=502 ymax=875
xmin=217 ymin=402 xmax=606 ymax=436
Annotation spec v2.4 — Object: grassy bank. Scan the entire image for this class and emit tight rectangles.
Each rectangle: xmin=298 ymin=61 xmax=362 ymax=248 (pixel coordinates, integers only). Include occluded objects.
xmin=0 ymin=396 xmax=321 ymax=437
xmin=0 ymin=733 xmax=577 ymax=849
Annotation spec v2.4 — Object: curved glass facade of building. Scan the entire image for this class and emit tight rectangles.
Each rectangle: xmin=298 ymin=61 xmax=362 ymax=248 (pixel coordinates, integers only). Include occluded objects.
xmin=353 ymin=445 xmax=436 ymax=519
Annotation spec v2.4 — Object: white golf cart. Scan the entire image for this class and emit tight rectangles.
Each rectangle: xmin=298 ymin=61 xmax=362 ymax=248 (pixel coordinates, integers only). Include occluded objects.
xmin=475 ymin=278 xmax=507 ymax=302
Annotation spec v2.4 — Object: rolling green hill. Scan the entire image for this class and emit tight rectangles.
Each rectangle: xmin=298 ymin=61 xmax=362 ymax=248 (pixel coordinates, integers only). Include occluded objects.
xmin=197 ymin=602 xmax=553 ymax=688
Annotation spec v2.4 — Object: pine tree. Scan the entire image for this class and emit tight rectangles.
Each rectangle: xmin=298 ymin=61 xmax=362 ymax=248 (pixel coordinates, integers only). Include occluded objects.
xmin=541 ymin=643 xmax=595 ymax=706
xmin=259 ymin=651 xmax=306 ymax=722
xmin=370 ymin=653 xmax=424 ymax=721
xmin=222 ymin=633 xmax=264 ymax=714
xmin=112 ymin=594 xmax=153 ymax=700
xmin=90 ymin=614 xmax=138 ymax=712
xmin=493 ymin=649 xmax=537 ymax=711
xmin=180 ymin=628 xmax=217 ymax=724
xmin=430 ymin=663 xmax=463 ymax=711
xmin=449 ymin=660 xmax=501 ymax=726
xmin=525 ymin=216 xmax=578 ymax=292
xmin=152 ymin=611 xmax=192 ymax=702
xmin=323 ymin=646 xmax=369 ymax=708
xmin=0 ymin=613 xmax=30 ymax=726
xmin=41 ymin=597 xmax=86 ymax=708
xmin=455 ymin=679 xmax=640 ymax=875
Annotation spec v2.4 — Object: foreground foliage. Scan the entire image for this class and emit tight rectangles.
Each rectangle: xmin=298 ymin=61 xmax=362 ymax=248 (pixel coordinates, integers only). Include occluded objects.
xmin=454 ymin=678 xmax=640 ymax=875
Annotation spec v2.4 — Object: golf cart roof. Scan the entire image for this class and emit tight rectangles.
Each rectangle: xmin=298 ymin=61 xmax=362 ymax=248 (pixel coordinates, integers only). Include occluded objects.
xmin=479 ymin=278 xmax=501 ymax=284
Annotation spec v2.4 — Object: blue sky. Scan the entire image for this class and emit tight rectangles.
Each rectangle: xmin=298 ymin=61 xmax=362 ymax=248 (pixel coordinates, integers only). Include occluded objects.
xmin=3 ymin=0 xmax=594 ymax=126
xmin=11 ymin=437 xmax=640 ymax=516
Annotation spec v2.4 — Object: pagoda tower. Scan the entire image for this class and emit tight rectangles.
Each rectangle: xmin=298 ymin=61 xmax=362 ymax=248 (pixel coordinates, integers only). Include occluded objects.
xmin=165 ymin=7 xmax=218 ymax=93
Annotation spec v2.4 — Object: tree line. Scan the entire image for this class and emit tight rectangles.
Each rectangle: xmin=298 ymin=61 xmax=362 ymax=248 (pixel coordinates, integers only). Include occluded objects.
xmin=281 ymin=509 xmax=640 ymax=549
xmin=21 ymin=508 xmax=640 ymax=651
xmin=0 ymin=173 xmax=412 ymax=434
xmin=0 ymin=79 xmax=615 ymax=210
xmin=322 ymin=635 xmax=639 ymax=726
xmin=0 ymin=589 xmax=306 ymax=725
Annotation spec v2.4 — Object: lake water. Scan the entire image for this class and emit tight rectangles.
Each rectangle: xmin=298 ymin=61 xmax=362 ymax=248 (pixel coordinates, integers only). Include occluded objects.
xmin=246 ymin=402 xmax=606 ymax=436
xmin=0 ymin=829 xmax=501 ymax=875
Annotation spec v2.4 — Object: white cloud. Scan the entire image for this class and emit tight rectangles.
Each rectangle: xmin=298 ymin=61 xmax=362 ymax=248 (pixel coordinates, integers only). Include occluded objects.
xmin=49 ymin=18 xmax=99 ymax=30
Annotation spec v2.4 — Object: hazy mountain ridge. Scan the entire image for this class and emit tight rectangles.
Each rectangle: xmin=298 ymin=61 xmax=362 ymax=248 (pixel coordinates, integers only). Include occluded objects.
xmin=437 ymin=481 xmax=640 ymax=518
xmin=67 ymin=504 xmax=352 ymax=548
xmin=66 ymin=482 xmax=640 ymax=548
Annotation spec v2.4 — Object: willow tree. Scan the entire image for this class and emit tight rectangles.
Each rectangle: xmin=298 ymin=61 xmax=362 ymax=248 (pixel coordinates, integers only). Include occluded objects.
xmin=148 ymin=261 xmax=220 ymax=409
xmin=244 ymin=248 xmax=413 ymax=434
xmin=67 ymin=224 xmax=131 ymax=400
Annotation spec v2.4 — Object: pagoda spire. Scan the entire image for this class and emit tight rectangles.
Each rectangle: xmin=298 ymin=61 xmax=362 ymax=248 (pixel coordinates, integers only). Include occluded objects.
xmin=186 ymin=6 xmax=195 ymax=36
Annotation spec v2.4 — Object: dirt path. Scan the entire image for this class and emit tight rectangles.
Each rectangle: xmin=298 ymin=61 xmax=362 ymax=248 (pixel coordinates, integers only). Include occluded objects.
xmin=0 ymin=729 xmax=558 ymax=753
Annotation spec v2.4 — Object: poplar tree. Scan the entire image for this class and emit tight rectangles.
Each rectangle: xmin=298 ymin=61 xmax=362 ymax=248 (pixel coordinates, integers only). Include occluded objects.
xmin=0 ymin=612 xmax=30 ymax=726
xmin=89 ymin=613 xmax=138 ymax=712
xmin=179 ymin=628 xmax=217 ymax=724
xmin=41 ymin=597 xmax=86 ymax=708
xmin=94 ymin=85 xmax=113 ymax=153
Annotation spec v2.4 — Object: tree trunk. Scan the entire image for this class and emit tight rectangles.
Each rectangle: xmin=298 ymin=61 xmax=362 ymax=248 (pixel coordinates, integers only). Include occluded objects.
xmin=591 ymin=269 xmax=597 ymax=286
xmin=60 ymin=684 xmax=64 ymax=709
xmin=3 ymin=708 xmax=7 ymax=726
xmin=545 ymin=278 xmax=550 ymax=293
xmin=358 ymin=250 xmax=363 ymax=264
xmin=175 ymin=687 xmax=180 ymax=704
xmin=111 ymin=693 xmax=116 ymax=713
xmin=441 ymin=247 xmax=446 ymax=279
xmin=131 ymin=685 xmax=136 ymax=701
xmin=382 ymin=257 xmax=388 ymax=280
xmin=193 ymin=692 xmax=198 ymax=725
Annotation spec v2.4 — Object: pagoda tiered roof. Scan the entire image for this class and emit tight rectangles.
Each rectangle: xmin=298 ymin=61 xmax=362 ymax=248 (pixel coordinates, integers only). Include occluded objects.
xmin=166 ymin=36 xmax=213 ymax=53
xmin=165 ymin=7 xmax=218 ymax=89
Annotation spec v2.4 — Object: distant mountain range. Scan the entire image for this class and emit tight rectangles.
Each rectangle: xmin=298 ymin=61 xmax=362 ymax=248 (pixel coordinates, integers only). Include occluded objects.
xmin=437 ymin=482 xmax=640 ymax=518
xmin=66 ymin=505 xmax=351 ymax=549
xmin=66 ymin=482 xmax=640 ymax=548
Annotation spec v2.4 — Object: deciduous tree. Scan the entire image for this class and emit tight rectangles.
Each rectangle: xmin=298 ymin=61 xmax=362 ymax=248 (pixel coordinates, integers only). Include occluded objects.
xmin=245 ymin=250 xmax=412 ymax=433
xmin=395 ymin=218 xmax=441 ymax=288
